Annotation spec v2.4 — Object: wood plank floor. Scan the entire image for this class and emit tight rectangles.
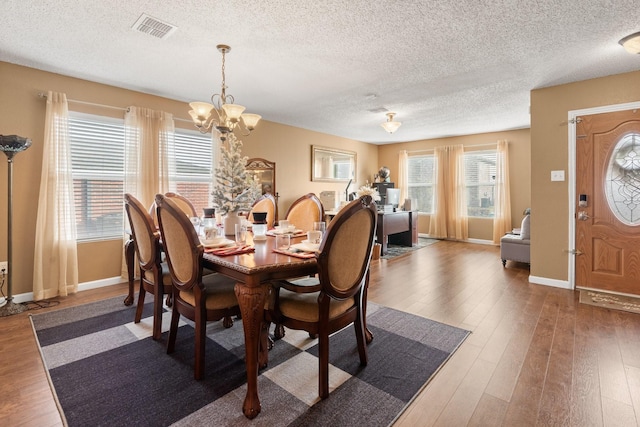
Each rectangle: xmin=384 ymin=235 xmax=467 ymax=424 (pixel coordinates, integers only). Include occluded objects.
xmin=2 ymin=240 xmax=640 ymax=426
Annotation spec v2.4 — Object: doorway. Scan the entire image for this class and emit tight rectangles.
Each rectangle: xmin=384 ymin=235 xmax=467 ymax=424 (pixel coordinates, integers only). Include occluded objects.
xmin=570 ymin=103 xmax=640 ymax=294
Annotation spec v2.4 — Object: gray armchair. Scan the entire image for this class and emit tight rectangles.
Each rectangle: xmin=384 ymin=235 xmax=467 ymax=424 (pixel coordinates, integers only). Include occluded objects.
xmin=500 ymin=210 xmax=530 ymax=267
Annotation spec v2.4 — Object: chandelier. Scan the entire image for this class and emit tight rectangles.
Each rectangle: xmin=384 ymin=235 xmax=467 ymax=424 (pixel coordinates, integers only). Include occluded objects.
xmin=381 ymin=112 xmax=401 ymax=134
xmin=189 ymin=44 xmax=261 ymax=139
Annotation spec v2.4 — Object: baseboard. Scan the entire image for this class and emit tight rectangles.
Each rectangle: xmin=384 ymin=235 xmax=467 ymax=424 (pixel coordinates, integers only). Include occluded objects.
xmin=12 ymin=276 xmax=125 ymax=304
xmin=529 ymin=275 xmax=572 ymax=290
xmin=418 ymin=234 xmax=495 ymax=246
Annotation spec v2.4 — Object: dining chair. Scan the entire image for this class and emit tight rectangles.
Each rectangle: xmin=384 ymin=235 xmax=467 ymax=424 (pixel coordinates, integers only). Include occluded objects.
xmin=155 ymin=194 xmax=241 ymax=380
xmin=284 ymin=193 xmax=324 ymax=232
xmin=149 ymin=192 xmax=197 ymax=228
xmin=124 ymin=193 xmax=173 ymax=341
xmin=247 ymin=193 xmax=277 ymax=228
xmin=266 ymin=195 xmax=377 ymax=399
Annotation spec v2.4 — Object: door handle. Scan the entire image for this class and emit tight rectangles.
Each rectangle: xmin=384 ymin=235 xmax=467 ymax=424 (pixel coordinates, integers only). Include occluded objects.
xmin=577 ymin=211 xmax=590 ymax=221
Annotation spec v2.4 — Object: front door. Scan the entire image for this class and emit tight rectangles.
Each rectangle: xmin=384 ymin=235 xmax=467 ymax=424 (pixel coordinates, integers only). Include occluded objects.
xmin=575 ymin=108 xmax=640 ymax=295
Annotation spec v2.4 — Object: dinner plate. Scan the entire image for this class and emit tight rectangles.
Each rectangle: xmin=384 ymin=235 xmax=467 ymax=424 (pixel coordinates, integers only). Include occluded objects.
xmin=200 ymin=238 xmax=235 ymax=248
xmin=271 ymin=228 xmax=303 ymax=235
xmin=291 ymin=242 xmax=320 ymax=253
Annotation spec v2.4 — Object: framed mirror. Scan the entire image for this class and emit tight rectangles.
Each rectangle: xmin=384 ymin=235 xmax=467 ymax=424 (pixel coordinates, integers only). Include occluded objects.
xmin=246 ymin=158 xmax=276 ymax=196
xmin=311 ymin=145 xmax=356 ymax=182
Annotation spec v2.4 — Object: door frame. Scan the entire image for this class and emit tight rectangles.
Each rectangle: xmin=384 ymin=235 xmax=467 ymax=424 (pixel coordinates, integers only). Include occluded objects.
xmin=567 ymin=100 xmax=640 ymax=289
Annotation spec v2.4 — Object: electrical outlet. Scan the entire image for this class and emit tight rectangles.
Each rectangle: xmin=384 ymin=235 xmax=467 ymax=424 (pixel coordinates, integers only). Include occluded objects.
xmin=0 ymin=261 xmax=7 ymax=275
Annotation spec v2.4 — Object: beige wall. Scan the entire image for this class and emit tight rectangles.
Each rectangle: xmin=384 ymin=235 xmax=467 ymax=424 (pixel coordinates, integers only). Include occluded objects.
xmin=377 ymin=129 xmax=531 ymax=240
xmin=530 ymin=70 xmax=640 ymax=282
xmin=0 ymin=62 xmax=377 ymax=296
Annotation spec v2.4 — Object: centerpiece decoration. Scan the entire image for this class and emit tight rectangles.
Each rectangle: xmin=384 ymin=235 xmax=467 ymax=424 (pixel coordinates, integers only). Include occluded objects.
xmin=211 ymin=133 xmax=261 ymax=235
xmin=356 ymin=184 xmax=381 ymax=202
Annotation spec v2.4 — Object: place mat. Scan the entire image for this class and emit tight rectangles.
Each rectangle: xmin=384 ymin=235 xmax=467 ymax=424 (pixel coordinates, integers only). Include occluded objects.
xmin=205 ymin=245 xmax=255 ymax=256
xmin=272 ymin=248 xmax=317 ymax=259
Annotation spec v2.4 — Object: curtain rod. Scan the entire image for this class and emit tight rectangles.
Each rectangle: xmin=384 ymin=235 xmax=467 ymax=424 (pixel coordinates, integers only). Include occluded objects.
xmin=408 ymin=141 xmax=499 ymax=154
xmin=36 ymin=91 xmax=192 ymax=124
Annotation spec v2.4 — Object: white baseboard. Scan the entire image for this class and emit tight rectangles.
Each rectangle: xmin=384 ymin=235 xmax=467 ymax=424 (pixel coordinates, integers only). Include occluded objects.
xmin=529 ymin=275 xmax=573 ymax=290
xmin=12 ymin=276 xmax=125 ymax=304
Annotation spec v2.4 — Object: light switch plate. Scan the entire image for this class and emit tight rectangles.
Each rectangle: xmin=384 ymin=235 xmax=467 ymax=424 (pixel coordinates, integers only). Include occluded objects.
xmin=551 ymin=170 xmax=565 ymax=181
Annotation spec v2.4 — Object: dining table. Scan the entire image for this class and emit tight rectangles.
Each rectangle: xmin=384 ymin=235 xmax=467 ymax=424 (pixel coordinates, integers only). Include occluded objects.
xmin=202 ymin=232 xmax=318 ymax=419
xmin=123 ymin=228 xmax=373 ymax=419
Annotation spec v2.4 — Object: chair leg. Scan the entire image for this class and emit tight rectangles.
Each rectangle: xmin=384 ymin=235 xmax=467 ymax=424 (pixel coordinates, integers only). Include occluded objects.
xmin=318 ymin=331 xmax=330 ymax=399
xmin=274 ymin=323 xmax=285 ymax=340
xmin=194 ymin=307 xmax=206 ymax=380
xmin=354 ymin=310 xmax=368 ymax=366
xmin=134 ymin=282 xmax=146 ymax=324
xmin=223 ymin=315 xmax=234 ymax=328
xmin=167 ymin=303 xmax=180 ymax=354
xmin=152 ymin=285 xmax=163 ymax=341
xmin=502 ymin=259 xmax=507 ymax=267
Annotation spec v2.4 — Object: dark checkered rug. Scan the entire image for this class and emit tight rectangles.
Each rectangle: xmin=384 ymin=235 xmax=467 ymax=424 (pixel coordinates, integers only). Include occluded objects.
xmin=31 ymin=295 xmax=469 ymax=426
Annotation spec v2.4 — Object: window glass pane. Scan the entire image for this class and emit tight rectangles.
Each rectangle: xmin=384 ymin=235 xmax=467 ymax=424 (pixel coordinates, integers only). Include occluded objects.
xmin=605 ymin=132 xmax=640 ymax=225
xmin=172 ymin=130 xmax=213 ymax=216
xmin=407 ymin=155 xmax=435 ymax=213
xmin=464 ymin=150 xmax=496 ymax=218
xmin=69 ymin=113 xmax=125 ymax=241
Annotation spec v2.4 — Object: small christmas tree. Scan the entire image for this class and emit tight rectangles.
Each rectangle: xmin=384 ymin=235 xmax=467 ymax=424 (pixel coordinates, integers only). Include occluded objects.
xmin=211 ymin=133 xmax=261 ymax=215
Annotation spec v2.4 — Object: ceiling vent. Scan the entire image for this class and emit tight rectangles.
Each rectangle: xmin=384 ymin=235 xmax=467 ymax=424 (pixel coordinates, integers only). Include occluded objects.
xmin=132 ymin=14 xmax=177 ymax=40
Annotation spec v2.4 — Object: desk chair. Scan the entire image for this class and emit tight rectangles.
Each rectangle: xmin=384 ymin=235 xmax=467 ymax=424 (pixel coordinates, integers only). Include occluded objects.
xmin=124 ymin=193 xmax=172 ymax=341
xmin=267 ymin=195 xmax=377 ymax=398
xmin=155 ymin=194 xmax=241 ymax=380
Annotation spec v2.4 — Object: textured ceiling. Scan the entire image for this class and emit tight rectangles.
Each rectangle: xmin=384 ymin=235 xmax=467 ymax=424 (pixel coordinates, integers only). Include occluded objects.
xmin=1 ymin=0 xmax=639 ymax=144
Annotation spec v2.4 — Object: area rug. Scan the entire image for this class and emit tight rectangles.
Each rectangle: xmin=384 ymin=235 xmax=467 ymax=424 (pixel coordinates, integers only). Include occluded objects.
xmin=30 ymin=295 xmax=469 ymax=427
xmin=381 ymin=237 xmax=439 ymax=260
xmin=579 ymin=289 xmax=640 ymax=314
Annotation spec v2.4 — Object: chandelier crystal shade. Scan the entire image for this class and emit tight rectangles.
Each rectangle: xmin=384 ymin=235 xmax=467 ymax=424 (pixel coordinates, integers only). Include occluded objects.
xmin=381 ymin=112 xmax=401 ymax=134
xmin=189 ymin=44 xmax=261 ymax=138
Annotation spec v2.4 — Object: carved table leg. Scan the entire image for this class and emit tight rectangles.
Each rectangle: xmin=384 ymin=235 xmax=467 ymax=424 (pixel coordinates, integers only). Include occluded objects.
xmin=123 ymin=238 xmax=135 ymax=306
xmin=235 ymin=282 xmax=269 ymax=419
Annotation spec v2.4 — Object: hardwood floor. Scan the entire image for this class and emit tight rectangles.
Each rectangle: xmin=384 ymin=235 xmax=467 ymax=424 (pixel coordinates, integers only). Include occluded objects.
xmin=2 ymin=240 xmax=640 ymax=426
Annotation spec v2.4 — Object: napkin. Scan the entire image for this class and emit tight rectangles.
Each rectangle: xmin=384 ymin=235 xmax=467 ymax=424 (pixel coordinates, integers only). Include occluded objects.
xmin=266 ymin=230 xmax=307 ymax=238
xmin=206 ymin=245 xmax=255 ymax=256
xmin=272 ymin=248 xmax=317 ymax=259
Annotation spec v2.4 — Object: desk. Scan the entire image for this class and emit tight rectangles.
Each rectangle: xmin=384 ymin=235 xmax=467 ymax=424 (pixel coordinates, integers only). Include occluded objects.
xmin=377 ymin=211 xmax=418 ymax=255
xmin=203 ymin=234 xmax=317 ymax=419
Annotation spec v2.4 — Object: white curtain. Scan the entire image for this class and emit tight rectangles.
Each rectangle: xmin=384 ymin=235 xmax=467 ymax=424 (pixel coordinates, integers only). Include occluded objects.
xmin=210 ymin=130 xmax=222 ymax=206
xmin=398 ymin=150 xmax=408 ymax=207
xmin=33 ymin=91 xmax=79 ymax=300
xmin=492 ymin=140 xmax=512 ymax=244
xmin=122 ymin=107 xmax=175 ymax=277
xmin=429 ymin=145 xmax=468 ymax=240
xmin=124 ymin=106 xmax=175 ymax=208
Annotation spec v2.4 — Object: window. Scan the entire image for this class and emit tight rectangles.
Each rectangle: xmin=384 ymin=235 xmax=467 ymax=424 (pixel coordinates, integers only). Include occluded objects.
xmin=172 ymin=130 xmax=213 ymax=216
xmin=69 ymin=113 xmax=125 ymax=241
xmin=464 ymin=150 xmax=496 ymax=218
xmin=407 ymin=154 xmax=435 ymax=214
xmin=69 ymin=112 xmax=214 ymax=241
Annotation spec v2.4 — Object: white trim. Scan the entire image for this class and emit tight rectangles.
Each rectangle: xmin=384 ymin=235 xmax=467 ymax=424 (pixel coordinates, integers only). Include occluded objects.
xmin=11 ymin=276 xmax=124 ymax=304
xmin=567 ymin=100 xmax=640 ymax=290
xmin=529 ymin=275 xmax=572 ymax=290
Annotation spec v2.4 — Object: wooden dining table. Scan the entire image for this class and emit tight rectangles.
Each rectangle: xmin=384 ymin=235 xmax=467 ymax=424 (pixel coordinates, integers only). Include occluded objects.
xmin=202 ymin=232 xmax=318 ymax=419
xmin=123 ymin=229 xmax=373 ymax=419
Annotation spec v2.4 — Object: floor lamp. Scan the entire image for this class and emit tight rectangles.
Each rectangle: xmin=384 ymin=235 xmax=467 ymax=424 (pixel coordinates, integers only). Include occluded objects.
xmin=0 ymin=135 xmax=32 ymax=317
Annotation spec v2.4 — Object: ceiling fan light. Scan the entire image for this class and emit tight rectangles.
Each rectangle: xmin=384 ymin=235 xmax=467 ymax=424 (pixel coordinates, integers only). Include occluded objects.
xmin=381 ymin=112 xmax=402 ymax=134
xmin=619 ymin=32 xmax=640 ymax=54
